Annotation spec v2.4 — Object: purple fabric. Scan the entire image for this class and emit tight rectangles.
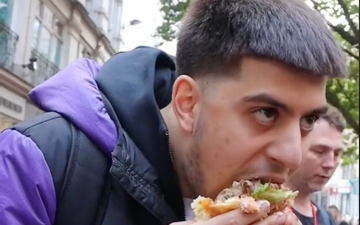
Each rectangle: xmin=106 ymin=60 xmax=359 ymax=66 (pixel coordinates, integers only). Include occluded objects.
xmin=0 ymin=130 xmax=56 ymax=225
xmin=29 ymin=58 xmax=117 ymax=155
xmin=0 ymin=58 xmax=118 ymax=224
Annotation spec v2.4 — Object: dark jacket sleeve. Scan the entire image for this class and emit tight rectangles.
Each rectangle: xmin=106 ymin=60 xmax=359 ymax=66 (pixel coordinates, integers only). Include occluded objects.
xmin=0 ymin=129 xmax=56 ymax=225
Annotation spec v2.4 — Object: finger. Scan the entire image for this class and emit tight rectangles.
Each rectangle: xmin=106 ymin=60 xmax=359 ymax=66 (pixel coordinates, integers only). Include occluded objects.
xmin=258 ymin=211 xmax=301 ymax=225
xmin=205 ymin=200 xmax=271 ymax=225
xmin=253 ymin=212 xmax=288 ymax=225
xmin=170 ymin=221 xmax=196 ymax=225
xmin=284 ymin=211 xmax=302 ymax=225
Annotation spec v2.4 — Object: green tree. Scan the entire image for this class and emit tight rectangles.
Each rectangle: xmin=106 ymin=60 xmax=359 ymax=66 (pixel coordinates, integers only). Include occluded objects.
xmin=156 ymin=0 xmax=359 ymax=164
xmin=310 ymin=0 xmax=359 ymax=164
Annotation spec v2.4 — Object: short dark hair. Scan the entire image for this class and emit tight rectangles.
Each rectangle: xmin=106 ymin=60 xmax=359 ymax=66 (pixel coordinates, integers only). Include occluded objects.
xmin=176 ymin=0 xmax=347 ymax=79
xmin=328 ymin=205 xmax=340 ymax=212
xmin=321 ymin=105 xmax=346 ymax=132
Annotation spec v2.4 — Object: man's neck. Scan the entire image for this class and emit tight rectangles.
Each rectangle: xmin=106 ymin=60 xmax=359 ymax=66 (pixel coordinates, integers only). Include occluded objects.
xmin=160 ymin=105 xmax=194 ymax=198
xmin=293 ymin=192 xmax=314 ymax=217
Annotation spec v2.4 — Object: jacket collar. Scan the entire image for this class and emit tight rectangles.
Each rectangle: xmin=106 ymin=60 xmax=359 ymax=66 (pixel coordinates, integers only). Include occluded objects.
xmin=95 ymin=47 xmax=185 ymax=222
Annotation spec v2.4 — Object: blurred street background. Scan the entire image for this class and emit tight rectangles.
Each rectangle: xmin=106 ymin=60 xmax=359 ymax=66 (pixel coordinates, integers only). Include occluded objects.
xmin=0 ymin=0 xmax=358 ymax=223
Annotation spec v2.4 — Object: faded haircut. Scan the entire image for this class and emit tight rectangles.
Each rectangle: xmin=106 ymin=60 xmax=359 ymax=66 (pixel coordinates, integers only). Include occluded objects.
xmin=321 ymin=105 xmax=346 ymax=132
xmin=176 ymin=0 xmax=348 ymax=78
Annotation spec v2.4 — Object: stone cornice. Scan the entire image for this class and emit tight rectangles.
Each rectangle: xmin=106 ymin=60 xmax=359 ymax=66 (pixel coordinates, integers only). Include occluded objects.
xmin=68 ymin=0 xmax=117 ymax=55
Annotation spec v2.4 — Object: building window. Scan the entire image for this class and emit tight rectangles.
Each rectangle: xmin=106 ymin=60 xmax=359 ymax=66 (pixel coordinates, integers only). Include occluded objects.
xmin=103 ymin=0 xmax=109 ymax=12
xmin=85 ymin=0 xmax=92 ymax=12
xmin=108 ymin=0 xmax=122 ymax=35
xmin=77 ymin=38 xmax=92 ymax=59
xmin=107 ymin=0 xmax=122 ymax=50
xmin=32 ymin=1 xmax=63 ymax=66
xmin=77 ymin=41 xmax=85 ymax=59
xmin=0 ymin=0 xmax=14 ymax=26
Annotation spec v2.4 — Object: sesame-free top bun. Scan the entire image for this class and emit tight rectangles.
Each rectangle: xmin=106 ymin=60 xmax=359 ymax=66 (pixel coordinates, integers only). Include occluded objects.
xmin=191 ymin=180 xmax=298 ymax=221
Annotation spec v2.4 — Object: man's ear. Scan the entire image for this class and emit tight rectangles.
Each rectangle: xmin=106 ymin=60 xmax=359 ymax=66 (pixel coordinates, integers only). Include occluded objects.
xmin=172 ymin=75 xmax=201 ymax=134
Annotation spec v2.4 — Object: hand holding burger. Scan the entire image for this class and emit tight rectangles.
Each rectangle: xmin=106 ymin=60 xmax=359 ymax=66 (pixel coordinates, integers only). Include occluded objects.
xmin=192 ymin=180 xmax=298 ymax=221
xmin=171 ymin=180 xmax=301 ymax=225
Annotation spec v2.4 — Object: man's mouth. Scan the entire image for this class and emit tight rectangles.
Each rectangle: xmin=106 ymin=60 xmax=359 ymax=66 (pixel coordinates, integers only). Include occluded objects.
xmin=316 ymin=175 xmax=331 ymax=180
xmin=247 ymin=176 xmax=286 ymax=186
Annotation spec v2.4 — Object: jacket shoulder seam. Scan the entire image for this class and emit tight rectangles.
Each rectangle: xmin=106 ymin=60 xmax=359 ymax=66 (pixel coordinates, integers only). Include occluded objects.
xmin=21 ymin=114 xmax=67 ymax=134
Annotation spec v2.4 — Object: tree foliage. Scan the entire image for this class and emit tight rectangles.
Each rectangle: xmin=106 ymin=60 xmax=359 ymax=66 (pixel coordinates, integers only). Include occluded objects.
xmin=311 ymin=0 xmax=359 ymax=164
xmin=156 ymin=0 xmax=359 ymax=164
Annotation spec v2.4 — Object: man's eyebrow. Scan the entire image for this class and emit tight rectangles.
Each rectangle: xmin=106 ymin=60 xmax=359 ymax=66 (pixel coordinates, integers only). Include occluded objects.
xmin=311 ymin=144 xmax=330 ymax=150
xmin=306 ymin=105 xmax=328 ymax=116
xmin=311 ymin=145 xmax=343 ymax=153
xmin=242 ymin=93 xmax=328 ymax=116
xmin=241 ymin=93 xmax=289 ymax=112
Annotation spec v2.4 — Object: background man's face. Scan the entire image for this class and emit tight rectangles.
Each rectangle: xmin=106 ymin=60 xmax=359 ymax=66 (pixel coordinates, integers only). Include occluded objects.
xmin=173 ymin=57 xmax=328 ymax=198
xmin=328 ymin=207 xmax=341 ymax=222
xmin=287 ymin=120 xmax=344 ymax=192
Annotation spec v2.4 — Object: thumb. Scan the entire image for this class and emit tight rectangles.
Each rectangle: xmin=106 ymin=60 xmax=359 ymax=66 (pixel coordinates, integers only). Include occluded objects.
xmin=253 ymin=211 xmax=299 ymax=225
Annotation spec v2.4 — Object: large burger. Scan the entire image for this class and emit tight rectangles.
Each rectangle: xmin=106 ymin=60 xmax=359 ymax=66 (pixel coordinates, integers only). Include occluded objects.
xmin=191 ymin=180 xmax=298 ymax=221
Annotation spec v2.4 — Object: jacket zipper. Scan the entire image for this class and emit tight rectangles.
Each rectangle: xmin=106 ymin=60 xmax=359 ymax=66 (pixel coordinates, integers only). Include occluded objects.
xmin=164 ymin=129 xmax=186 ymax=221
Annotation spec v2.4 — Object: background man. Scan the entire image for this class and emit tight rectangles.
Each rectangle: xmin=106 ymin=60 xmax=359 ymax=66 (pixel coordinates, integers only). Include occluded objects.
xmin=285 ymin=106 xmax=346 ymax=225
xmin=328 ymin=205 xmax=350 ymax=225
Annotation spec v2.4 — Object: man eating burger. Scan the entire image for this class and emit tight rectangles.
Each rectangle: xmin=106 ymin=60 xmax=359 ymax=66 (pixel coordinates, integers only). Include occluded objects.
xmin=0 ymin=0 xmax=347 ymax=224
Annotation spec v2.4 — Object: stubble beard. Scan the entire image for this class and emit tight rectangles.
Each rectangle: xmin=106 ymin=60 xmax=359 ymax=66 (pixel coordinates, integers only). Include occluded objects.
xmin=182 ymin=115 xmax=205 ymax=198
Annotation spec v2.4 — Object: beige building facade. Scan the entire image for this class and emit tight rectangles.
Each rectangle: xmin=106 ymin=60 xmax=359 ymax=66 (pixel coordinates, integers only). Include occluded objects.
xmin=0 ymin=0 xmax=123 ymax=131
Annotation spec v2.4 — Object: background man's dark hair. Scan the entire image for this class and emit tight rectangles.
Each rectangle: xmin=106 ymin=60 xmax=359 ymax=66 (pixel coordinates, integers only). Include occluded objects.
xmin=321 ymin=105 xmax=346 ymax=132
xmin=328 ymin=205 xmax=340 ymax=212
xmin=176 ymin=0 xmax=347 ymax=79
xmin=328 ymin=205 xmax=350 ymax=225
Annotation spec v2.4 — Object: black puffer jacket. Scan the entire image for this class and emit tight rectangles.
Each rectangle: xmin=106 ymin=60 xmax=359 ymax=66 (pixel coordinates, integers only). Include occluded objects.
xmin=95 ymin=47 xmax=185 ymax=224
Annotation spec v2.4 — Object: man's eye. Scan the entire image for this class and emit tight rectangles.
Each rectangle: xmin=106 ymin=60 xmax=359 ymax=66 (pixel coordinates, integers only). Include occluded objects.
xmin=253 ymin=108 xmax=277 ymax=124
xmin=334 ymin=151 xmax=342 ymax=158
xmin=300 ymin=115 xmax=319 ymax=131
xmin=311 ymin=148 xmax=323 ymax=154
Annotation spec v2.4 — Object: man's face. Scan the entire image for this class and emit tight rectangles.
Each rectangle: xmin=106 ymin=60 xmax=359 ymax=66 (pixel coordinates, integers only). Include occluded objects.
xmin=286 ymin=119 xmax=343 ymax=192
xmin=171 ymin=57 xmax=328 ymax=198
xmin=328 ymin=208 xmax=340 ymax=221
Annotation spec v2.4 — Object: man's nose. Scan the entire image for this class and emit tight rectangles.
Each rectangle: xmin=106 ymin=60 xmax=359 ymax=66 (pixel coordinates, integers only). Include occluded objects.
xmin=265 ymin=126 xmax=303 ymax=171
xmin=321 ymin=153 xmax=336 ymax=170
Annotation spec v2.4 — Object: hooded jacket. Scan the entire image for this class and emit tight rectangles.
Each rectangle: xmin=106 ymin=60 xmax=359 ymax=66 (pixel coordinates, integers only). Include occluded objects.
xmin=0 ymin=47 xmax=185 ymax=225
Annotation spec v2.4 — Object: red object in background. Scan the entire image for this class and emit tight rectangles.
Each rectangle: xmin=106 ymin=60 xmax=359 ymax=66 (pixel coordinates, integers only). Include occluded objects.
xmin=330 ymin=187 xmax=338 ymax=195
xmin=329 ymin=186 xmax=353 ymax=195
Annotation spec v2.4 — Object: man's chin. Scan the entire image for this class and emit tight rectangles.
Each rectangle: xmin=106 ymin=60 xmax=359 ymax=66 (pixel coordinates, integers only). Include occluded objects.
xmin=309 ymin=184 xmax=326 ymax=193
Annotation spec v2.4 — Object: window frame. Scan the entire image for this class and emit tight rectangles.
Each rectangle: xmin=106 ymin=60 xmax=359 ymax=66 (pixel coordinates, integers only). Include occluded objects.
xmin=77 ymin=37 xmax=92 ymax=59
xmin=32 ymin=1 xmax=63 ymax=66
xmin=107 ymin=0 xmax=122 ymax=36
